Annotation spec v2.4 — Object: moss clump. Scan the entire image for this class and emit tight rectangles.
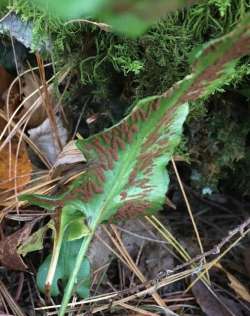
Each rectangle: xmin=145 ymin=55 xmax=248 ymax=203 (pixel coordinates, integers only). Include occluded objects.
xmin=10 ymin=0 xmax=250 ymax=103
xmin=185 ymin=0 xmax=249 ymax=40
xmin=187 ymin=88 xmax=250 ymax=195
xmin=0 ymin=0 xmax=8 ymax=11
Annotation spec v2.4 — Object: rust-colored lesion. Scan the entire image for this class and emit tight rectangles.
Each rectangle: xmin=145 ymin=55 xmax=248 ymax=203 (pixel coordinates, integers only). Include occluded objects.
xmin=180 ymin=29 xmax=250 ymax=103
xmin=69 ymin=20 xmax=250 ymax=215
xmin=114 ymin=201 xmax=151 ymax=220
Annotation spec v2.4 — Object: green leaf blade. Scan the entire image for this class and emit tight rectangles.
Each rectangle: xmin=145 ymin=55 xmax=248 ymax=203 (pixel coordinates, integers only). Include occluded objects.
xmin=30 ymin=16 xmax=250 ymax=315
xmin=76 ymin=100 xmax=189 ymax=224
xmin=37 ymin=239 xmax=91 ymax=298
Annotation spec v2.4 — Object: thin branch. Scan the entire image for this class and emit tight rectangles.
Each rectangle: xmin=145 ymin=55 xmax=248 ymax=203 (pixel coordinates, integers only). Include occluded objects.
xmin=36 ymin=216 xmax=250 ymax=313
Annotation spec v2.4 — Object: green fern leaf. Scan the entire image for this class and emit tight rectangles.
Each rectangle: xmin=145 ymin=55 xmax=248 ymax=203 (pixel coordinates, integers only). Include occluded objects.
xmin=29 ymin=16 xmax=250 ymax=316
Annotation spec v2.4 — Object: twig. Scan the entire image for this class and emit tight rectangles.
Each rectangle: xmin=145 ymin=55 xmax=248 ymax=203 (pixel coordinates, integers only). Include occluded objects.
xmin=171 ymin=158 xmax=210 ymax=282
xmin=36 ymin=53 xmax=63 ymax=151
xmin=36 ymin=216 xmax=250 ymax=313
xmin=14 ymin=272 xmax=24 ymax=302
xmin=0 ymin=281 xmax=26 ymax=316
xmin=64 ymin=19 xmax=110 ymax=32
xmin=185 ymin=226 xmax=250 ymax=292
xmin=110 ymin=224 xmax=166 ymax=308
xmin=157 ymin=216 xmax=250 ymax=279
xmin=115 ymin=225 xmax=169 ymax=245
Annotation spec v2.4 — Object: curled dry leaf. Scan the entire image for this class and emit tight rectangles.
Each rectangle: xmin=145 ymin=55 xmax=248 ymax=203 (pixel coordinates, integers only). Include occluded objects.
xmin=1 ymin=68 xmax=47 ymax=132
xmin=51 ymin=140 xmax=87 ymax=179
xmin=0 ymin=220 xmax=38 ymax=271
xmin=20 ymin=72 xmax=47 ymax=128
xmin=28 ymin=116 xmax=68 ymax=165
xmin=53 ymin=140 xmax=87 ymax=168
xmin=0 ymin=140 xmax=32 ymax=191
xmin=5 ymin=72 xmax=47 ymax=129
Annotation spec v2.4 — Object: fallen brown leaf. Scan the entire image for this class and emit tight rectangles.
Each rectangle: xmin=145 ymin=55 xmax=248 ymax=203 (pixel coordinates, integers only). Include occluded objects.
xmin=226 ymin=271 xmax=250 ymax=303
xmin=28 ymin=116 xmax=68 ymax=165
xmin=217 ymin=262 xmax=250 ymax=303
xmin=3 ymin=72 xmax=47 ymax=130
xmin=192 ymin=280 xmax=243 ymax=316
xmin=0 ymin=66 xmax=14 ymax=132
xmin=19 ymin=72 xmax=47 ymax=128
xmin=244 ymin=246 xmax=250 ymax=277
xmin=0 ymin=101 xmax=6 ymax=131
xmin=0 ymin=220 xmax=37 ymax=270
xmin=0 ymin=66 xmax=14 ymax=99
xmin=0 ymin=140 xmax=32 ymax=191
xmin=53 ymin=140 xmax=86 ymax=168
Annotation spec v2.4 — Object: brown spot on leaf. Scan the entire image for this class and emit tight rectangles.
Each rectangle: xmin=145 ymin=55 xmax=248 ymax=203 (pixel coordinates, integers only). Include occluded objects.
xmin=181 ymin=29 xmax=250 ymax=103
xmin=114 ymin=201 xmax=150 ymax=220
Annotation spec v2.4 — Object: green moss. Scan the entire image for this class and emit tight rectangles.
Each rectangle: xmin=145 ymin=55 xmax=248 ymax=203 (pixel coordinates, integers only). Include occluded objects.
xmin=0 ymin=0 xmax=9 ymax=10
xmin=186 ymin=0 xmax=249 ymax=40
xmin=0 ymin=0 xmax=9 ymax=15
xmin=187 ymin=88 xmax=250 ymax=193
xmin=10 ymin=1 xmax=249 ymax=98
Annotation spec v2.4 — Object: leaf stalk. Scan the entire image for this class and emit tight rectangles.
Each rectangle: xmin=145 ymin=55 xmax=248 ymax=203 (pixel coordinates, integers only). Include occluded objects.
xmin=59 ymin=229 xmax=95 ymax=315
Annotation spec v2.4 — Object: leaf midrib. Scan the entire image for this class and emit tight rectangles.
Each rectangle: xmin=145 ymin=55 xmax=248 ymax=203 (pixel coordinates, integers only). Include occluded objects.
xmin=89 ymin=99 xmax=187 ymax=229
xmin=88 ymin=30 xmax=239 ymax=229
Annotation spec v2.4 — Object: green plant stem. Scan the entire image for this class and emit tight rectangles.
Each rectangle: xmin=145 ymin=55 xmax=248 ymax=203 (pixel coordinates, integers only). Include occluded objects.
xmin=59 ymin=229 xmax=95 ymax=316
xmin=45 ymin=234 xmax=63 ymax=294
